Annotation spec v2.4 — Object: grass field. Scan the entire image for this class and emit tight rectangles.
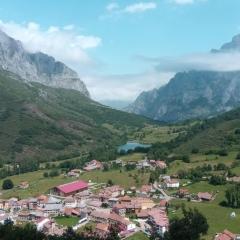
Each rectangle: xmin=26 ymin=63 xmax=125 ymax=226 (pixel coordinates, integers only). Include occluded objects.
xmin=0 ymin=168 xmax=150 ymax=199
xmin=128 ymin=125 xmax=187 ymax=144
xmin=170 ymin=180 xmax=240 ymax=239
xmin=117 ymin=153 xmax=146 ymax=162
xmin=80 ymin=169 xmax=150 ymax=189
xmin=54 ymin=216 xmax=79 ymax=227
xmin=126 ymin=232 xmax=149 ymax=240
xmin=168 ymin=151 xmax=238 ymax=175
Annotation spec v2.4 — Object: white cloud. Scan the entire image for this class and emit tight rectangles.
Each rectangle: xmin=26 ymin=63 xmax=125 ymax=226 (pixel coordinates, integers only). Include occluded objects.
xmin=170 ymin=0 xmax=206 ymax=5
xmin=106 ymin=2 xmax=119 ymax=12
xmin=0 ymin=20 xmax=101 ymax=67
xmin=172 ymin=0 xmax=194 ymax=4
xmin=85 ymin=71 xmax=173 ymax=101
xmin=124 ymin=2 xmax=157 ymax=13
xmin=103 ymin=1 xmax=157 ymax=16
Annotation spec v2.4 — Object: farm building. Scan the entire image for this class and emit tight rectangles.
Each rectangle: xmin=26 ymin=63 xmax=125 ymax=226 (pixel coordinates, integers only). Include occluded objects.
xmin=54 ymin=180 xmax=88 ymax=197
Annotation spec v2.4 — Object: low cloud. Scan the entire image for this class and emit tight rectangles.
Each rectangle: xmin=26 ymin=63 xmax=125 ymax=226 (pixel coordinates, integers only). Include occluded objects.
xmin=0 ymin=20 xmax=101 ymax=68
xmin=84 ymin=71 xmax=173 ymax=101
xmin=154 ymin=52 xmax=240 ymax=72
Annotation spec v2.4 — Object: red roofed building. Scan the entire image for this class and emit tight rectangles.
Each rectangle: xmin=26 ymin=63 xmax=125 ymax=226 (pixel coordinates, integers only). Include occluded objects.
xmin=83 ymin=160 xmax=103 ymax=171
xmin=147 ymin=208 xmax=169 ymax=237
xmin=155 ymin=161 xmax=167 ymax=169
xmin=215 ymin=230 xmax=237 ymax=240
xmin=197 ymin=192 xmax=213 ymax=201
xmin=54 ymin=180 xmax=88 ymax=197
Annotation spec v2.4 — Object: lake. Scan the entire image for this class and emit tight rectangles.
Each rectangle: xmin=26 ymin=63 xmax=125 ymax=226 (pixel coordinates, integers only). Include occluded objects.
xmin=118 ymin=141 xmax=152 ymax=153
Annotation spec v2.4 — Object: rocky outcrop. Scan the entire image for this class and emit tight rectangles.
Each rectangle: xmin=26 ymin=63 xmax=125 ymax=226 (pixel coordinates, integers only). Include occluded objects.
xmin=126 ymin=71 xmax=240 ymax=122
xmin=0 ymin=29 xmax=89 ymax=97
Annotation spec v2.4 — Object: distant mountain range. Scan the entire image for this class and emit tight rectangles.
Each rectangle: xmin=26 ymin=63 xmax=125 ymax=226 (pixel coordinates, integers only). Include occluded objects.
xmin=0 ymin=29 xmax=89 ymax=96
xmin=127 ymin=34 xmax=240 ymax=122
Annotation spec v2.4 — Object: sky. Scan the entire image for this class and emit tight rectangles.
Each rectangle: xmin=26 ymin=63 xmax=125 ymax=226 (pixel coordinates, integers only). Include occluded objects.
xmin=1 ymin=0 xmax=240 ymax=103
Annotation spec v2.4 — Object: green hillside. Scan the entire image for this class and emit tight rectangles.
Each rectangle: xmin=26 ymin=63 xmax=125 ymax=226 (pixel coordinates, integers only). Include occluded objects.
xmin=0 ymin=70 xmax=153 ymax=166
xmin=175 ymin=108 xmax=240 ymax=154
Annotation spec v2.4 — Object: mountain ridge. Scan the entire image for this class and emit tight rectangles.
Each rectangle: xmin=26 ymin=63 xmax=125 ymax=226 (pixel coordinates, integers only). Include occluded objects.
xmin=0 ymin=29 xmax=89 ymax=96
xmin=126 ymin=70 xmax=240 ymax=122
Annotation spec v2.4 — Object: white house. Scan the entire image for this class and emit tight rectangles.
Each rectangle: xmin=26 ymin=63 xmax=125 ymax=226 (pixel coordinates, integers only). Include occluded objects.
xmin=164 ymin=179 xmax=180 ymax=188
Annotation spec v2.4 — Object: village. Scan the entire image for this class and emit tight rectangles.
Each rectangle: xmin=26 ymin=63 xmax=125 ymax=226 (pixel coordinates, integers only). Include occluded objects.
xmin=0 ymin=158 xmax=238 ymax=240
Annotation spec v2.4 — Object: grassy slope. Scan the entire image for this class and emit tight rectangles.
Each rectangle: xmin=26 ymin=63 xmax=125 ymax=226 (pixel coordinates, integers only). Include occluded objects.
xmin=174 ymin=108 xmax=240 ymax=153
xmin=170 ymin=181 xmax=240 ymax=239
xmin=0 ymin=169 xmax=150 ymax=199
xmin=0 ymin=70 xmax=154 ymax=163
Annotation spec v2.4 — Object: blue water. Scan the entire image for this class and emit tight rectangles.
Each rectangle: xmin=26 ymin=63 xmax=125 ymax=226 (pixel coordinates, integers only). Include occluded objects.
xmin=118 ymin=141 xmax=151 ymax=153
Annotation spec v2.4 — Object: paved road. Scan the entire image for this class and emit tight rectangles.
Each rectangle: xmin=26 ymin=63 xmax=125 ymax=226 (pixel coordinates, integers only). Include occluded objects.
xmin=153 ymin=181 xmax=172 ymax=201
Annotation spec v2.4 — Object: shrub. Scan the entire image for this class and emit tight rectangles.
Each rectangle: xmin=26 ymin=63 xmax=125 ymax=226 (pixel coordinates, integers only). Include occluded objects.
xmin=2 ymin=179 xmax=14 ymax=190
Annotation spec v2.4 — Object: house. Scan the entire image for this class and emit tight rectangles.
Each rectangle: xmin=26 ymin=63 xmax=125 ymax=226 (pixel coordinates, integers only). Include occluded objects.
xmin=178 ymin=188 xmax=190 ymax=198
xmin=108 ymin=213 xmax=136 ymax=232
xmin=155 ymin=161 xmax=167 ymax=169
xmin=28 ymin=198 xmax=38 ymax=210
xmin=54 ymin=180 xmax=88 ymax=197
xmin=139 ymin=185 xmax=153 ymax=196
xmin=0 ymin=200 xmax=9 ymax=210
xmin=90 ymin=210 xmax=109 ymax=223
xmin=164 ymin=179 xmax=180 ymax=188
xmin=19 ymin=181 xmax=29 ymax=189
xmin=112 ymin=203 xmax=127 ymax=216
xmin=197 ymin=192 xmax=213 ymax=201
xmin=64 ymin=197 xmax=77 ymax=208
xmin=36 ymin=218 xmax=50 ymax=231
xmin=215 ymin=229 xmax=240 ymax=240
xmin=99 ymin=185 xmax=124 ymax=200
xmin=136 ymin=160 xmax=151 ymax=170
xmin=42 ymin=203 xmax=63 ymax=217
xmin=67 ymin=171 xmax=79 ymax=178
xmin=147 ymin=208 xmax=169 ymax=237
xmin=37 ymin=195 xmax=48 ymax=204
xmin=159 ymin=199 xmax=168 ymax=208
xmin=83 ymin=160 xmax=103 ymax=171
xmin=95 ymin=223 xmax=110 ymax=238
xmin=18 ymin=210 xmax=31 ymax=222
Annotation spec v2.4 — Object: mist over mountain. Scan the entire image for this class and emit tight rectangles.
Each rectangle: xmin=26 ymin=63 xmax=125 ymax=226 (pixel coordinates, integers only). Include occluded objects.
xmin=0 ymin=29 xmax=89 ymax=97
xmin=127 ymin=34 xmax=240 ymax=122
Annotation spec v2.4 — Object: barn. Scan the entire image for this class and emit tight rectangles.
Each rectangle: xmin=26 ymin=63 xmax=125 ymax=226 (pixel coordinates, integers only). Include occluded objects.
xmin=54 ymin=180 xmax=88 ymax=197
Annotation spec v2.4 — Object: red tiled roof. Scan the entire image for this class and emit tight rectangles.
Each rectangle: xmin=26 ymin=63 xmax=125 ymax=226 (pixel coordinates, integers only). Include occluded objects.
xmin=56 ymin=180 xmax=88 ymax=194
xmin=198 ymin=192 xmax=212 ymax=200
xmin=215 ymin=229 xmax=236 ymax=240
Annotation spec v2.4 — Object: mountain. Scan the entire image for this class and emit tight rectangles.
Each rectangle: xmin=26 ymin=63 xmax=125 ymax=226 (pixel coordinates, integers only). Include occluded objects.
xmin=0 ymin=29 xmax=89 ymax=96
xmin=0 ymin=70 xmax=153 ymax=164
xmin=100 ymin=100 xmax=131 ymax=110
xmin=126 ymin=71 xmax=240 ymax=122
xmin=212 ymin=33 xmax=240 ymax=52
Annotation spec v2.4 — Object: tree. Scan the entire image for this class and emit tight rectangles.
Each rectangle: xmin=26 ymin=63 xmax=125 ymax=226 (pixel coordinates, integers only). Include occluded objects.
xmin=182 ymin=155 xmax=190 ymax=163
xmin=225 ymin=184 xmax=240 ymax=208
xmin=107 ymin=179 xmax=114 ymax=186
xmin=166 ymin=207 xmax=209 ymax=240
xmin=2 ymin=179 xmax=14 ymax=190
xmin=209 ymin=175 xmax=226 ymax=185
xmin=49 ymin=169 xmax=59 ymax=177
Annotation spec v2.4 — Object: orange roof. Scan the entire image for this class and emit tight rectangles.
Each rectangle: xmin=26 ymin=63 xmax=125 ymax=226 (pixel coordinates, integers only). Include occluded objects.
xmin=96 ymin=223 xmax=109 ymax=232
xmin=215 ymin=229 xmax=236 ymax=240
